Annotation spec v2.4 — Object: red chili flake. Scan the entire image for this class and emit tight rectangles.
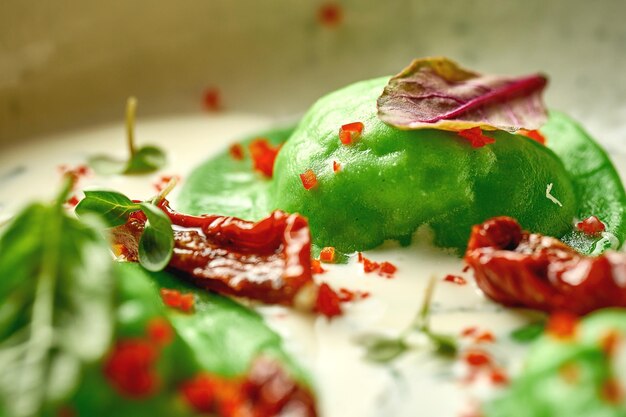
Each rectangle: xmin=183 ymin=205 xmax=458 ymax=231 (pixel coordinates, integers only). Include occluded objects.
xmin=311 ymin=259 xmax=326 ymax=274
xmin=475 ymin=331 xmax=496 ymax=344
xmin=458 ymin=127 xmax=496 ymax=148
xmin=160 ymin=288 xmax=195 ymax=313
xmin=461 ymin=326 xmax=478 ymax=337
xmin=559 ymin=363 xmax=580 ymax=384
xmin=65 ymin=195 xmax=80 ymax=207
xmin=58 ymin=164 xmax=91 ymax=181
xmin=338 ymin=288 xmax=370 ymax=303
xmin=315 ymin=283 xmax=343 ymax=318
xmin=576 ymin=215 xmax=606 ymax=236
xmin=103 ymin=339 xmax=160 ymax=398
xmin=333 ymin=160 xmax=341 ymax=172
xmin=601 ymin=330 xmax=620 ymax=356
xmin=153 ymin=175 xmax=181 ymax=193
xmin=203 ymin=87 xmax=221 ymax=111
xmin=338 ymin=122 xmax=364 ymax=145
xmin=300 ymin=169 xmax=318 ymax=190
xmin=546 ymin=311 xmax=579 ymax=339
xmin=517 ymin=128 xmax=547 ymax=145
xmin=443 ymin=274 xmax=467 ymax=285
xmin=462 ymin=264 xmax=470 ymax=273
xmin=180 ymin=374 xmax=217 ymax=414
xmin=489 ymin=368 xmax=509 ymax=386
xmin=463 ymin=350 xmax=491 ymax=367
xmin=146 ymin=317 xmax=174 ymax=347
xmin=229 ymin=143 xmax=245 ymax=160
xmin=362 ymin=257 xmax=380 ymax=273
xmin=56 ymin=406 xmax=76 ymax=417
xmin=357 ymin=252 xmax=364 ymax=263
xmin=318 ymin=3 xmax=343 ymax=27
xmin=602 ymin=378 xmax=623 ymax=404
xmin=379 ymin=261 xmax=397 ymax=277
xmin=320 ymin=246 xmax=336 ymax=263
xmin=249 ymin=138 xmax=281 ymax=178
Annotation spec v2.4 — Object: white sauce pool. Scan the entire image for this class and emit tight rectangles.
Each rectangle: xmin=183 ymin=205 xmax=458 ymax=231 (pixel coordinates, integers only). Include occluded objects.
xmin=0 ymin=112 xmax=620 ymax=417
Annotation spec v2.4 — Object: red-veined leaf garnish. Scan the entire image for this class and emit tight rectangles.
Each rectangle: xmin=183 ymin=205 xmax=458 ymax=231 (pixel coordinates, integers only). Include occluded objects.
xmin=377 ymin=57 xmax=548 ymax=132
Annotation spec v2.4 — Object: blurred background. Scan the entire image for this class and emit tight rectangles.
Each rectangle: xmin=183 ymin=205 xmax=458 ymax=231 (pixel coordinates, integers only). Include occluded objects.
xmin=1 ymin=0 xmax=626 ymax=152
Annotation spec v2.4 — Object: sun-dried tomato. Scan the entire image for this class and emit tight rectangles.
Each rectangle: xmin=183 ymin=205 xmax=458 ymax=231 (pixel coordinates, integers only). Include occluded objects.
xmin=112 ymin=200 xmax=314 ymax=307
xmin=465 ymin=216 xmax=626 ymax=315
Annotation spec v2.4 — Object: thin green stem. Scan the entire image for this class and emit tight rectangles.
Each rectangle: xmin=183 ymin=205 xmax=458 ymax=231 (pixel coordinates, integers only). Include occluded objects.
xmin=126 ymin=97 xmax=138 ymax=158
xmin=151 ymin=177 xmax=178 ymax=205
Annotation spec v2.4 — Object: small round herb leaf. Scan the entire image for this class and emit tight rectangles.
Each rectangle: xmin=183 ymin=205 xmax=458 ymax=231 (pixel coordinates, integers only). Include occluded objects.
xmin=125 ymin=146 xmax=167 ymax=174
xmin=137 ymin=202 xmax=174 ymax=271
xmin=87 ymin=155 xmax=128 ymax=176
xmin=357 ymin=334 xmax=408 ymax=363
xmin=75 ymin=191 xmax=139 ymax=227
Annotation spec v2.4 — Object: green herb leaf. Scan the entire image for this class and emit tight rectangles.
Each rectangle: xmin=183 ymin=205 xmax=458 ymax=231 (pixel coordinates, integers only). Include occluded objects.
xmin=137 ymin=202 xmax=174 ymax=271
xmin=425 ymin=331 xmax=458 ymax=357
xmin=88 ymin=97 xmax=166 ymax=176
xmin=125 ymin=146 xmax=166 ymax=174
xmin=75 ymin=191 xmax=139 ymax=227
xmin=75 ymin=189 xmax=174 ymax=272
xmin=0 ymin=191 xmax=114 ymax=416
xmin=510 ymin=321 xmax=545 ymax=343
xmin=356 ymin=334 xmax=408 ymax=363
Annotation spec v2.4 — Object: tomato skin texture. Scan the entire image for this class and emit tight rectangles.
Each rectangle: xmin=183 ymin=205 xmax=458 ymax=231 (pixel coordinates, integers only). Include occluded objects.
xmin=271 ymin=77 xmax=577 ymax=253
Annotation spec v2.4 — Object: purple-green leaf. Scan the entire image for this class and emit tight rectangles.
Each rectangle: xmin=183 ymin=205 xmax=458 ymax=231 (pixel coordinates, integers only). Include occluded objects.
xmin=377 ymin=57 xmax=549 ymax=132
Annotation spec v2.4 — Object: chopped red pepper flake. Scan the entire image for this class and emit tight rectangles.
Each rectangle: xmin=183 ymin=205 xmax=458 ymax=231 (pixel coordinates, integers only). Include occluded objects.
xmin=461 ymin=326 xmax=478 ymax=337
xmin=576 ymin=215 xmax=606 ymax=235
xmin=229 ymin=143 xmax=245 ymax=160
xmin=58 ymin=164 xmax=91 ymax=180
xmin=338 ymin=288 xmax=370 ymax=302
xmin=203 ymin=87 xmax=221 ymax=111
xmin=160 ymin=288 xmax=195 ymax=313
xmin=338 ymin=122 xmax=364 ymax=145
xmin=602 ymin=378 xmax=623 ymax=404
xmin=320 ymin=246 xmax=336 ymax=263
xmin=463 ymin=350 xmax=491 ymax=367
xmin=65 ymin=195 xmax=80 ymax=207
xmin=475 ymin=331 xmax=496 ymax=344
xmin=315 ymin=283 xmax=343 ymax=318
xmin=300 ymin=169 xmax=318 ymax=190
xmin=318 ymin=3 xmax=343 ymax=27
xmin=443 ymin=274 xmax=467 ymax=285
xmin=146 ymin=317 xmax=174 ymax=347
xmin=517 ymin=128 xmax=547 ymax=145
xmin=458 ymin=127 xmax=496 ymax=148
xmin=379 ymin=261 xmax=397 ymax=277
xmin=249 ymin=138 xmax=281 ymax=178
xmin=153 ymin=175 xmax=181 ymax=193
xmin=362 ymin=257 xmax=380 ymax=273
xmin=103 ymin=339 xmax=160 ymax=398
xmin=311 ymin=259 xmax=326 ymax=274
xmin=180 ymin=373 xmax=218 ymax=414
xmin=357 ymin=252 xmax=363 ymax=263
xmin=546 ymin=311 xmax=579 ymax=339
xmin=333 ymin=160 xmax=341 ymax=172
xmin=489 ymin=368 xmax=509 ymax=385
xmin=601 ymin=330 xmax=620 ymax=356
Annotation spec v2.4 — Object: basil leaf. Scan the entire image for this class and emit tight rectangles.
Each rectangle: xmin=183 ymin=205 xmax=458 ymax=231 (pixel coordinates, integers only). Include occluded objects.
xmin=75 ymin=191 xmax=139 ymax=227
xmin=0 ymin=199 xmax=114 ymax=417
xmin=125 ymin=146 xmax=166 ymax=174
xmin=137 ymin=202 xmax=174 ymax=271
